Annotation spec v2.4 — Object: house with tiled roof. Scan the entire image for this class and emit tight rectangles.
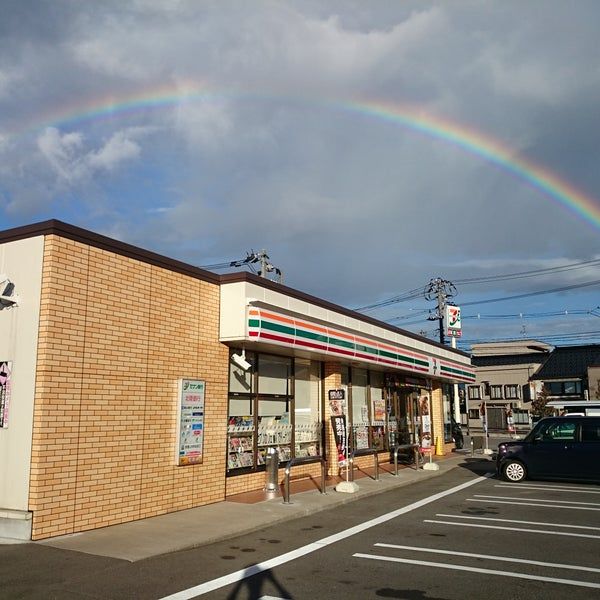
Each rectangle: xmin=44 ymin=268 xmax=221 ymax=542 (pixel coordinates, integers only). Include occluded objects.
xmin=468 ymin=340 xmax=552 ymax=430
xmin=530 ymin=344 xmax=600 ymax=403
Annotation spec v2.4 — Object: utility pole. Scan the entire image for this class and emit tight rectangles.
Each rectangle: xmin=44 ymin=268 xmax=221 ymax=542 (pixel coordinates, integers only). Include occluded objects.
xmin=257 ymin=249 xmax=283 ymax=283
xmin=424 ymin=278 xmax=456 ymax=345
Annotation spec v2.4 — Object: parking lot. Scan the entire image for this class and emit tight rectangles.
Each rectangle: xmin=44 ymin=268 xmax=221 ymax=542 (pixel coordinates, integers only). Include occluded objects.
xmin=348 ymin=474 xmax=600 ymax=599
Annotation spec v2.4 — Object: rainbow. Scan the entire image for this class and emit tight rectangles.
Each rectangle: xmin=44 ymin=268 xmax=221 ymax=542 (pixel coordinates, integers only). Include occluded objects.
xmin=8 ymin=83 xmax=600 ymax=230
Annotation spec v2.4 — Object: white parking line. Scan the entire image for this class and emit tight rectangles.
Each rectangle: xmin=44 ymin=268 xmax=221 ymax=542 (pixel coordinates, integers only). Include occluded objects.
xmin=157 ymin=474 xmax=492 ymax=599
xmin=353 ymin=554 xmax=600 ymax=589
xmin=495 ymin=484 xmax=600 ymax=494
xmin=373 ymin=543 xmax=600 ymax=574
xmin=467 ymin=499 xmax=600 ymax=511
xmin=474 ymin=495 xmax=600 ymax=506
xmin=496 ymin=482 xmax=599 ymax=491
xmin=436 ymin=513 xmax=600 ymax=531
xmin=424 ymin=519 xmax=600 ymax=539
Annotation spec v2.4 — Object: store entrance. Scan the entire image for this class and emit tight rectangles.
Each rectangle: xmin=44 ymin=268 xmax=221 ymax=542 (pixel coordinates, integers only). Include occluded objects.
xmin=387 ymin=387 xmax=420 ymax=447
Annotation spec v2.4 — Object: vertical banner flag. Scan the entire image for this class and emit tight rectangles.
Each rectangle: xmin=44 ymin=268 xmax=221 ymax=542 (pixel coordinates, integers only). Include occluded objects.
xmin=0 ymin=361 xmax=11 ymax=428
xmin=446 ymin=305 xmax=462 ymax=337
xmin=330 ymin=415 xmax=348 ymax=466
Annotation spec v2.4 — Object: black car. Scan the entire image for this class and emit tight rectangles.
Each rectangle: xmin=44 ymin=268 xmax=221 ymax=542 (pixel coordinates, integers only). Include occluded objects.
xmin=496 ymin=416 xmax=600 ymax=483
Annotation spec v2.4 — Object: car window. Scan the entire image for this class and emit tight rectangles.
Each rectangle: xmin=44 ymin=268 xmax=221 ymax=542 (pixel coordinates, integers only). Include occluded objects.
xmin=581 ymin=422 xmax=600 ymax=442
xmin=538 ymin=421 xmax=577 ymax=442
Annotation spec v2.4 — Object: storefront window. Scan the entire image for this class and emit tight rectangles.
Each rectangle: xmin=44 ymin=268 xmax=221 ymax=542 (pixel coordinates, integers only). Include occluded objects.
xmin=294 ymin=359 xmax=322 ymax=458
xmin=229 ymin=351 xmax=254 ymax=393
xmin=442 ymin=383 xmax=453 ymax=443
xmin=369 ymin=371 xmax=386 ymax=450
xmin=227 ymin=350 xmax=323 ymax=474
xmin=351 ymin=368 xmax=369 ymax=449
xmin=258 ymin=354 xmax=291 ymax=395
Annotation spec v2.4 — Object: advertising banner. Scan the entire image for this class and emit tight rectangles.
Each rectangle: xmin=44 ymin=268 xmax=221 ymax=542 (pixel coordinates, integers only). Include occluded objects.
xmin=420 ymin=395 xmax=432 ymax=450
xmin=330 ymin=415 xmax=348 ymax=465
xmin=328 ymin=389 xmax=345 ymax=416
xmin=176 ymin=379 xmax=206 ymax=466
xmin=0 ymin=361 xmax=11 ymax=428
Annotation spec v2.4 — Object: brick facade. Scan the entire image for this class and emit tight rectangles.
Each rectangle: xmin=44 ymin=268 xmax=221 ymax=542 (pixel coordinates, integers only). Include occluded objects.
xmin=29 ymin=236 xmax=229 ymax=539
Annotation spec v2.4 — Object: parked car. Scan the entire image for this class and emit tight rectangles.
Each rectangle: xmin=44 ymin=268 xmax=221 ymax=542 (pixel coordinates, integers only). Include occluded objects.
xmin=496 ymin=416 xmax=600 ymax=483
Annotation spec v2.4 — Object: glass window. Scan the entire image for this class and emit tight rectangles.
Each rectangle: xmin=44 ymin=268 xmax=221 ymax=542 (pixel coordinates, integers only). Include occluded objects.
xmin=490 ymin=385 xmax=503 ymax=399
xmin=258 ymin=354 xmax=291 ymax=395
xmin=351 ymin=368 xmax=368 ymax=425
xmin=369 ymin=371 xmax=385 ymax=425
xmin=538 ymin=421 xmax=577 ymax=442
xmin=468 ymin=408 xmax=480 ymax=419
xmin=544 ymin=381 xmax=582 ymax=396
xmin=582 ymin=422 xmax=600 ymax=442
xmin=228 ymin=352 xmax=324 ymax=473
xmin=229 ymin=350 xmax=254 ymax=393
xmin=468 ymin=386 xmax=481 ymax=400
xmin=504 ymin=385 xmax=519 ymax=399
xmin=442 ymin=384 xmax=453 ymax=443
xmin=563 ymin=381 xmax=581 ymax=395
xmin=546 ymin=381 xmax=562 ymax=395
xmin=350 ymin=368 xmax=368 ymax=450
xmin=294 ymin=358 xmax=322 ymax=458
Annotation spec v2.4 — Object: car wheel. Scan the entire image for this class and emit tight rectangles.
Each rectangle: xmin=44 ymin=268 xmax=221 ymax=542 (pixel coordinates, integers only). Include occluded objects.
xmin=502 ymin=460 xmax=526 ymax=483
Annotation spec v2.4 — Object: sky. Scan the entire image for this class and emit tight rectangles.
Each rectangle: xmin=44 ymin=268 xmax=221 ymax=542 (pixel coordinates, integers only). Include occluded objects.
xmin=1 ymin=0 xmax=599 ymax=350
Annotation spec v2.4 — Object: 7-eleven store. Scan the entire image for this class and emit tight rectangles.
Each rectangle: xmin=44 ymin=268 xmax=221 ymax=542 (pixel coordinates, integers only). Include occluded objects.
xmin=0 ymin=220 xmax=474 ymax=540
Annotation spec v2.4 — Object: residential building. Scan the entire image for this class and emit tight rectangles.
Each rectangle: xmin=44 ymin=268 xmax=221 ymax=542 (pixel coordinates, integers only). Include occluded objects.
xmin=468 ymin=340 xmax=552 ymax=430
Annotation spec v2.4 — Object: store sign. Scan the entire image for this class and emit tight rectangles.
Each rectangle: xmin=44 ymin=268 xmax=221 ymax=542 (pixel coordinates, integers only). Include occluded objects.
xmin=0 ymin=361 xmax=11 ymax=428
xmin=446 ymin=305 xmax=462 ymax=337
xmin=176 ymin=379 xmax=205 ymax=466
xmin=328 ymin=389 xmax=345 ymax=416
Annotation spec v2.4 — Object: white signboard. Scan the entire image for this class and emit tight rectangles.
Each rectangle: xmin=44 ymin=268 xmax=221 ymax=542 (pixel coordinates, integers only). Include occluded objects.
xmin=176 ymin=379 xmax=206 ymax=466
xmin=446 ymin=305 xmax=462 ymax=337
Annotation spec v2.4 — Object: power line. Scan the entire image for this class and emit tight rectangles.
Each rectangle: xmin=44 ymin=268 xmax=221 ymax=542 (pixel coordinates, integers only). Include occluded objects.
xmin=353 ymin=258 xmax=600 ymax=313
xmin=459 ymin=279 xmax=600 ymax=307
xmin=462 ymin=307 xmax=600 ymax=320
xmin=454 ymin=257 xmax=600 ymax=285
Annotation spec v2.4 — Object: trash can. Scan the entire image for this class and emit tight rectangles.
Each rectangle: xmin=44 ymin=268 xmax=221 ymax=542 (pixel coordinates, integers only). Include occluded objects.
xmin=264 ymin=447 xmax=279 ymax=492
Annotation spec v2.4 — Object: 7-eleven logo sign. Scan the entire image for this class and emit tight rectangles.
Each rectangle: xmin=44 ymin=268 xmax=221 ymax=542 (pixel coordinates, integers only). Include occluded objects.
xmin=446 ymin=305 xmax=462 ymax=337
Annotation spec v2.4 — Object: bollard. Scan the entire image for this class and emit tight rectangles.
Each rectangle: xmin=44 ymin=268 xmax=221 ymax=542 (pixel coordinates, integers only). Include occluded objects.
xmin=264 ymin=447 xmax=279 ymax=492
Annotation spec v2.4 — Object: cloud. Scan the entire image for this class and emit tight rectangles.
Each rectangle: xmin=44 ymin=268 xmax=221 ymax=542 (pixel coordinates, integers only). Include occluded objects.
xmin=36 ymin=126 xmax=142 ymax=184
xmin=1 ymin=1 xmax=600 ymax=346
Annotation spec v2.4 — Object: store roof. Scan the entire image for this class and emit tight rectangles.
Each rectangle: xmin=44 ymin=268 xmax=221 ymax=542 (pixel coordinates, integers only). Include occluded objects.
xmin=532 ymin=344 xmax=600 ymax=380
xmin=0 ymin=219 xmax=469 ymax=359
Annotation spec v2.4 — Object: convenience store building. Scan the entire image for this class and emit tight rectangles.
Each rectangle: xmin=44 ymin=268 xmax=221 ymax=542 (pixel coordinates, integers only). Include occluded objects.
xmin=0 ymin=220 xmax=474 ymax=540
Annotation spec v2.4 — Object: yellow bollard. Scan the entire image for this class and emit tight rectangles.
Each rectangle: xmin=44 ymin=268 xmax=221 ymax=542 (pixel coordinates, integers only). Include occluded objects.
xmin=435 ymin=436 xmax=444 ymax=456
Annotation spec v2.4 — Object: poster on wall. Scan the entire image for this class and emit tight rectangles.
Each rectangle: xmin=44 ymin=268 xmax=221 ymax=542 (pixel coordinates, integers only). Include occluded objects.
xmin=0 ymin=361 xmax=11 ymax=429
xmin=372 ymin=398 xmax=386 ymax=422
xmin=420 ymin=395 xmax=432 ymax=449
xmin=328 ymin=389 xmax=345 ymax=416
xmin=176 ymin=379 xmax=206 ymax=466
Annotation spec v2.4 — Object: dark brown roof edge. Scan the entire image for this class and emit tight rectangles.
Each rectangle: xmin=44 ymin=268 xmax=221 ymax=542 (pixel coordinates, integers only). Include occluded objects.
xmin=1 ymin=220 xmax=469 ymax=358
xmin=0 ymin=219 xmax=221 ymax=285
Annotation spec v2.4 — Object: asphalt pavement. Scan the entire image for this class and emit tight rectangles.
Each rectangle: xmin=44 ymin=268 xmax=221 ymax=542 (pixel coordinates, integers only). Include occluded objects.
xmin=9 ymin=451 xmax=493 ymax=562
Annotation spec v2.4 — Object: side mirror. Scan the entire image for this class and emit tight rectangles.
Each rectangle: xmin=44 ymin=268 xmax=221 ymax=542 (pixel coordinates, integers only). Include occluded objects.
xmin=532 ymin=433 xmax=543 ymax=443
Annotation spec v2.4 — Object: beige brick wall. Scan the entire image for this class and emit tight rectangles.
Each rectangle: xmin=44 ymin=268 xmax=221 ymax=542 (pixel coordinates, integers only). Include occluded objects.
xmin=29 ymin=236 xmax=229 ymax=539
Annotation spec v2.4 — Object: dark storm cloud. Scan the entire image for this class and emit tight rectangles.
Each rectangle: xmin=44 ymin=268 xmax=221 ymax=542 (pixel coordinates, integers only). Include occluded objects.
xmin=0 ymin=0 xmax=599 ymax=345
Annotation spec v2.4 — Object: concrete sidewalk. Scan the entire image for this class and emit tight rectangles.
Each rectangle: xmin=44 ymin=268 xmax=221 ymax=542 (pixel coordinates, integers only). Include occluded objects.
xmin=22 ymin=454 xmax=485 ymax=562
